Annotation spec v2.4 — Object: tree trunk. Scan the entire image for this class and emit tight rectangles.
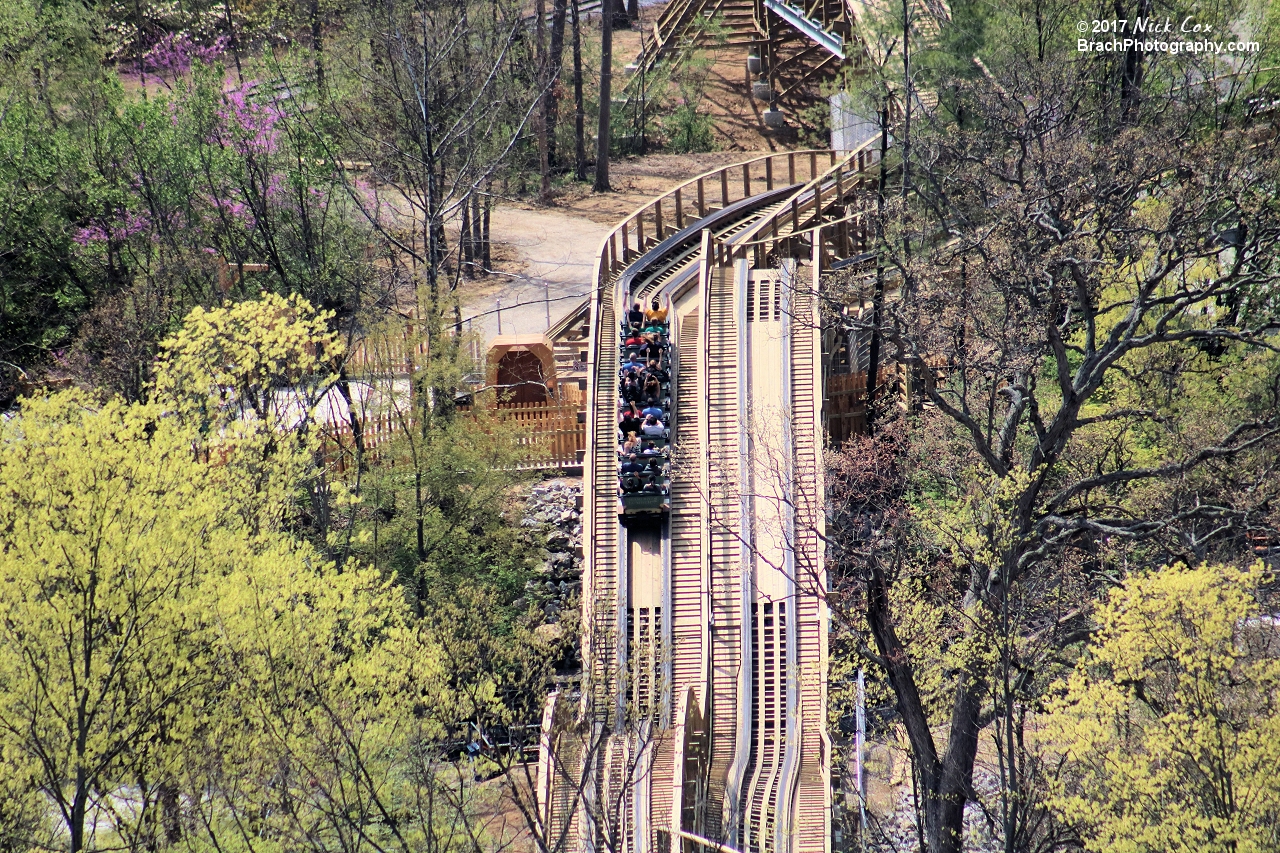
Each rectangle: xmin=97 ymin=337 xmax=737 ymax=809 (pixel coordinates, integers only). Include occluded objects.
xmin=1118 ymin=0 xmax=1150 ymax=122
xmin=471 ymin=190 xmax=484 ymax=276
xmin=571 ymin=0 xmax=587 ymax=180
xmin=309 ymin=0 xmax=326 ymax=94
xmin=72 ymin=617 xmax=92 ymax=853
xmin=159 ymin=780 xmax=182 ymax=844
xmin=924 ymin=678 xmax=982 ymax=853
xmin=481 ymin=188 xmax=492 ymax=272
xmin=222 ymin=0 xmax=243 ymax=80
xmin=865 ymin=557 xmax=979 ymax=853
xmin=594 ymin=0 xmax=613 ymax=192
xmin=547 ymin=0 xmax=568 ymax=168
xmin=535 ymin=0 xmax=552 ymax=201
xmin=460 ymin=195 xmax=474 ymax=277
xmin=336 ymin=373 xmax=367 ymax=471
xmin=865 ymin=110 xmax=889 ymax=434
xmin=70 ymin=766 xmax=87 ymax=853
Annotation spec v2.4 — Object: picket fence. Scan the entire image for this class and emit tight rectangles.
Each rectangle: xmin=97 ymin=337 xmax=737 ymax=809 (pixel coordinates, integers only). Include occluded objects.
xmin=321 ymin=399 xmax=586 ymax=473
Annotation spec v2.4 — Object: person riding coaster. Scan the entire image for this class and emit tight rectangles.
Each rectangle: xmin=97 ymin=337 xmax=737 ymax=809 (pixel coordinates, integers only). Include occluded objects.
xmin=627 ymin=302 xmax=645 ymax=331
xmin=644 ymin=297 xmax=668 ymax=325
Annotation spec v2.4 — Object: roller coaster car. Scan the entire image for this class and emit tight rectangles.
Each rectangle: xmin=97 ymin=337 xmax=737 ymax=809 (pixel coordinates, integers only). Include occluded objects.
xmin=619 ymin=492 xmax=670 ymax=515
xmin=617 ymin=465 xmax=670 ymax=515
xmin=620 ymin=320 xmax=669 ymax=335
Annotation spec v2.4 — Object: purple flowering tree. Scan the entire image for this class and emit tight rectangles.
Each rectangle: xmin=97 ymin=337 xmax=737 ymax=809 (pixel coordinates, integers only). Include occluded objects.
xmin=61 ymin=61 xmax=383 ymax=401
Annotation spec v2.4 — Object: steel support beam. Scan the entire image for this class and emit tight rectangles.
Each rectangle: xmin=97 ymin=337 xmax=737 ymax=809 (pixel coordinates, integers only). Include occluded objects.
xmin=762 ymin=0 xmax=844 ymax=58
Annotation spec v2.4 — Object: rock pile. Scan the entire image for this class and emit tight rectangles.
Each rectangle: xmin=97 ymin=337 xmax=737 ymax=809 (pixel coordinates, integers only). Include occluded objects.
xmin=519 ymin=479 xmax=583 ymax=624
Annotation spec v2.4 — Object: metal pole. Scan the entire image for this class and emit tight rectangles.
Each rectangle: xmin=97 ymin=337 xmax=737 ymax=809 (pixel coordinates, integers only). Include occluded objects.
xmin=545 ymin=279 xmax=552 ymax=328
xmin=497 ymin=298 xmax=503 ymax=335
xmin=856 ymin=668 xmax=867 ymax=852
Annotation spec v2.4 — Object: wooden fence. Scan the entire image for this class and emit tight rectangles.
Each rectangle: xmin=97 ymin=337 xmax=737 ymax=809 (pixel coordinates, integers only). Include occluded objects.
xmin=320 ymin=411 xmax=407 ymax=472
xmin=825 ymin=370 xmax=866 ymax=445
xmin=320 ymin=400 xmax=586 ymax=474
xmin=493 ymin=400 xmax=587 ymax=469
xmin=826 ymin=359 xmax=943 ymax=444
xmin=343 ymin=333 xmax=432 ymax=377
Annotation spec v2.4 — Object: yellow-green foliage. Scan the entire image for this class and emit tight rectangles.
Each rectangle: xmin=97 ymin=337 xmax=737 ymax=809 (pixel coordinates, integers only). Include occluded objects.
xmin=0 ymin=393 xmax=273 ymax=840
xmin=0 ymin=293 xmax=551 ymax=853
xmin=0 ymin=391 xmax=448 ymax=849
xmin=0 ymin=287 xmax=530 ymax=850
xmin=154 ymin=291 xmax=341 ymax=430
xmin=152 ymin=291 xmax=342 ymax=530
xmin=1058 ymin=236 xmax=1280 ymax=521
xmin=1044 ymin=562 xmax=1280 ymax=853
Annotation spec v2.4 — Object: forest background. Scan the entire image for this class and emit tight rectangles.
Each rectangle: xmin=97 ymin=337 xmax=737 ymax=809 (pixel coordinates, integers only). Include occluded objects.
xmin=2 ymin=0 xmax=1280 ymax=852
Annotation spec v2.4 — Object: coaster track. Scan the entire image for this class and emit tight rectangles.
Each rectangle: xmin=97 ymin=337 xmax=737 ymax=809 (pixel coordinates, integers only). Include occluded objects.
xmin=538 ymin=139 xmax=882 ymax=853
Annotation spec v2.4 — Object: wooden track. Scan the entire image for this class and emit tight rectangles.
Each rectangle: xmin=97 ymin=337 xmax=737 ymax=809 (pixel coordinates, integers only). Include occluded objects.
xmin=542 ymin=140 xmax=882 ymax=853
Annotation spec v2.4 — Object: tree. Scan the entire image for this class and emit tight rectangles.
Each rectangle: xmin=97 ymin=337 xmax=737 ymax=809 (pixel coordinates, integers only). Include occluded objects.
xmin=0 ymin=0 xmax=103 ymax=403
xmin=570 ymin=0 xmax=587 ymax=180
xmin=0 ymin=393 xmax=255 ymax=853
xmin=152 ymin=290 xmax=341 ymax=534
xmin=0 ymin=37 xmax=381 ymax=404
xmin=824 ymin=50 xmax=1280 ymax=853
xmin=176 ymin=536 xmax=474 ymax=853
xmin=594 ymin=0 xmax=612 ymax=192
xmin=0 ymin=298 xmax=517 ymax=853
xmin=153 ymin=290 xmax=340 ymax=432
xmin=339 ymin=0 xmax=538 ymax=341
xmin=330 ymin=317 xmax=537 ymax=613
xmin=1043 ymin=561 xmax=1280 ymax=853
xmin=0 ymin=290 xmax=371 ymax=853
xmin=546 ymin=0 xmax=569 ymax=170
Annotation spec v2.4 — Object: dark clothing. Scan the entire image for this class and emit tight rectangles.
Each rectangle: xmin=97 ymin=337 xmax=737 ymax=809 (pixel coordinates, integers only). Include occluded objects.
xmin=628 ymin=308 xmax=645 ymax=328
xmin=620 ymin=461 xmax=645 ymax=475
xmin=619 ymin=416 xmax=641 ymax=435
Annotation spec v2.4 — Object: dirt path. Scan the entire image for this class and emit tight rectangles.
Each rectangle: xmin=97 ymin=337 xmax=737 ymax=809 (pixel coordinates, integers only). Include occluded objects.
xmin=458 ymin=207 xmax=610 ymax=342
xmin=460 ymin=147 xmax=791 ymax=344
xmin=459 ymin=148 xmax=763 ymax=344
xmin=459 ymin=0 xmax=818 ymax=346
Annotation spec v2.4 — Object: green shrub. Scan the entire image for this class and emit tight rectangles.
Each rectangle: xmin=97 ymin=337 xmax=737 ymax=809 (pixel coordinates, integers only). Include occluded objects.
xmin=664 ymin=103 xmax=715 ymax=153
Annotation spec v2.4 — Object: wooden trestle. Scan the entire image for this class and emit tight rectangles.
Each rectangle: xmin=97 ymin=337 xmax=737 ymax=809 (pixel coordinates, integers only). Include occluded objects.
xmin=622 ymin=0 xmax=861 ymax=118
xmin=536 ymin=141 xmax=882 ymax=853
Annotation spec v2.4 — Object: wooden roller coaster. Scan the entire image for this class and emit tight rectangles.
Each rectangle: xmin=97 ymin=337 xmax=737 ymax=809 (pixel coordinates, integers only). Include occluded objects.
xmin=536 ymin=138 xmax=883 ymax=853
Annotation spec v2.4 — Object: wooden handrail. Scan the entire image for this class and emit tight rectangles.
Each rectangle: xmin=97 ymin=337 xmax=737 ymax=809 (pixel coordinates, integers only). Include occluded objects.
xmin=590 ymin=150 xmax=840 ymax=294
xmin=723 ymin=135 xmax=882 ymax=260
